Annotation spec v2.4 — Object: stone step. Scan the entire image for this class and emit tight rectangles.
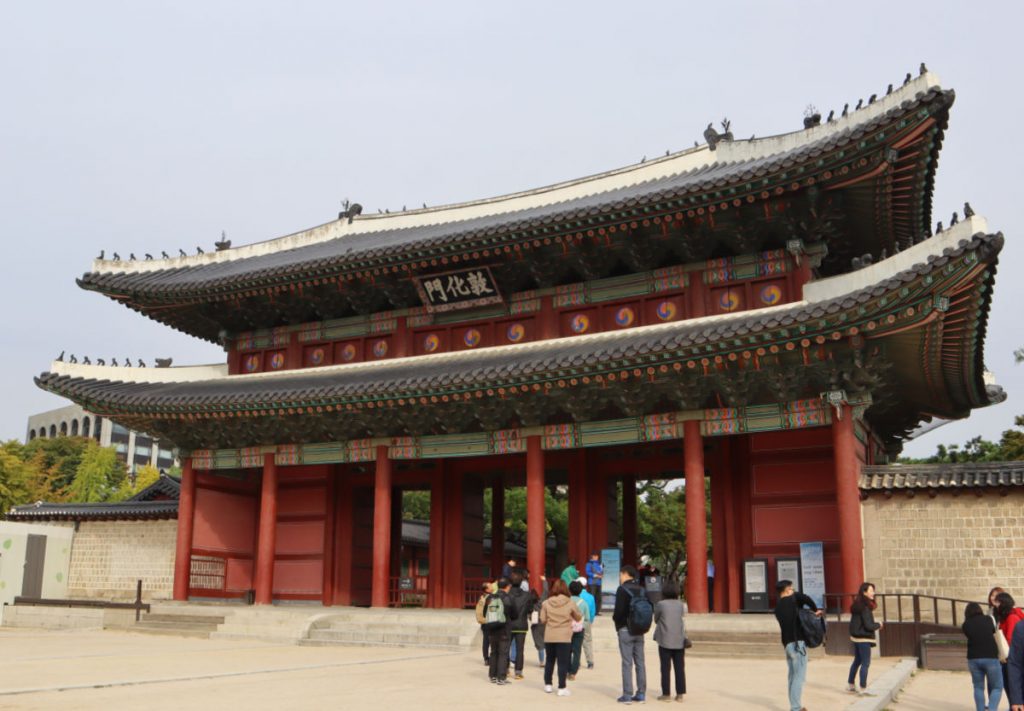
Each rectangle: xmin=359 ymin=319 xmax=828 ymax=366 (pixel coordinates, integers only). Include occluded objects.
xmin=135 ymin=620 xmax=222 ymax=632
xmin=125 ymin=626 xmax=213 ymax=639
xmin=140 ymin=614 xmax=226 ymax=625
xmin=303 ymin=635 xmax=464 ymax=651
xmin=299 ymin=637 xmax=464 ymax=651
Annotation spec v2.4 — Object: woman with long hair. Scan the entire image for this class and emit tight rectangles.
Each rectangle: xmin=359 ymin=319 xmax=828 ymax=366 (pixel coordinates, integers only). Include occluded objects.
xmin=847 ymin=582 xmax=883 ymax=694
xmin=540 ymin=578 xmax=583 ymax=696
xmin=963 ymin=602 xmax=1003 ymax=711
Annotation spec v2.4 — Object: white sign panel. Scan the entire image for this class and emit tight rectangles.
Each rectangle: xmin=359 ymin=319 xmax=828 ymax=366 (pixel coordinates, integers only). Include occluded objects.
xmin=799 ymin=541 xmax=826 ymax=608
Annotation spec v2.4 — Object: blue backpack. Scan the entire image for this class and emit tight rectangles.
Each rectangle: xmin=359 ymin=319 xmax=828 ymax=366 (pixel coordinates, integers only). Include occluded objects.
xmin=625 ymin=585 xmax=654 ymax=635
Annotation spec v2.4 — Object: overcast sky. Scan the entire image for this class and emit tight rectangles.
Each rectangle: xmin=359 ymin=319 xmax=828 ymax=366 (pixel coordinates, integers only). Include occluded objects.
xmin=2 ymin=1 xmax=1021 ymax=458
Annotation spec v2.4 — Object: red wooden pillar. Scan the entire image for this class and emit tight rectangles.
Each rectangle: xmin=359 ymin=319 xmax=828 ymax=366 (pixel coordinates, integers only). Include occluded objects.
xmin=722 ymin=439 xmax=741 ymax=613
xmin=621 ymin=475 xmax=637 ymax=567
xmin=588 ymin=467 xmax=609 ymax=554
xmin=172 ymin=457 xmax=196 ymax=601
xmin=526 ymin=436 xmax=546 ymax=592
xmin=287 ymin=331 xmax=302 ymax=369
xmin=254 ymin=453 xmax=278 ymax=605
xmin=371 ymin=445 xmax=393 ymax=608
xmin=334 ymin=468 xmax=353 ymax=606
xmin=833 ymin=405 xmax=864 ymax=605
xmin=491 ymin=478 xmax=505 ymax=577
xmin=684 ymin=421 xmax=708 ymax=613
xmin=568 ymin=450 xmax=588 ymax=566
xmin=709 ymin=455 xmax=727 ymax=614
xmin=428 ymin=463 xmax=446 ymax=608
xmin=322 ymin=468 xmax=336 ymax=606
xmin=442 ymin=464 xmax=464 ymax=608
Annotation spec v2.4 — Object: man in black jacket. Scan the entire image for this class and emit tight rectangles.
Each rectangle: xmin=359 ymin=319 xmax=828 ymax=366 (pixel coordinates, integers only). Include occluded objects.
xmin=486 ymin=578 xmax=517 ymax=685
xmin=612 ymin=565 xmax=647 ymax=704
xmin=508 ymin=571 xmax=537 ymax=680
xmin=773 ymin=579 xmax=822 ymax=711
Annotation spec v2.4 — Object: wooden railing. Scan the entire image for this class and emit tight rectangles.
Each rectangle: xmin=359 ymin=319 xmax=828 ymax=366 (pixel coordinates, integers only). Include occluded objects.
xmin=388 ymin=576 xmax=428 ymax=607
xmin=15 ymin=579 xmax=151 ymax=622
xmin=824 ymin=592 xmax=983 ymax=658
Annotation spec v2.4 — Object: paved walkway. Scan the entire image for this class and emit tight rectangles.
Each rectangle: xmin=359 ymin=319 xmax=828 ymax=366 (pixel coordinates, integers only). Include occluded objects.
xmin=890 ymin=669 xmax=977 ymax=710
xmin=0 ymin=627 xmax=898 ymax=710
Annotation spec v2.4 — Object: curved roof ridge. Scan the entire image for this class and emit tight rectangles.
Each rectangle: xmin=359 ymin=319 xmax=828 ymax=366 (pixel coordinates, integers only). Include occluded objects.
xmin=88 ymin=72 xmax=943 ymax=278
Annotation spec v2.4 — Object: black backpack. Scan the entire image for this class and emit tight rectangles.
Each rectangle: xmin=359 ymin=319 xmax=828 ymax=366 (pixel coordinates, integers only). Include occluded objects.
xmin=798 ymin=607 xmax=826 ymax=648
xmin=625 ymin=585 xmax=654 ymax=636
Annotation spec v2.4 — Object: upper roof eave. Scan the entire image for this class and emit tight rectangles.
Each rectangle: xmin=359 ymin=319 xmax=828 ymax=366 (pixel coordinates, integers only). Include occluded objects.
xmin=78 ymin=74 xmax=950 ymax=302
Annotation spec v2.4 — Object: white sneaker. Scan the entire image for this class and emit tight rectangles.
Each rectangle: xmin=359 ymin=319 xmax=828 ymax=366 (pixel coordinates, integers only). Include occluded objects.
xmin=544 ymin=685 xmax=554 ymax=693
xmin=557 ymin=688 xmax=571 ymax=696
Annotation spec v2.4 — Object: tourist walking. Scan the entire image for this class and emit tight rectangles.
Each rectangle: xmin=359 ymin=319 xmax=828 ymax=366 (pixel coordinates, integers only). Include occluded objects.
xmin=706 ymin=553 xmax=715 ymax=612
xmin=586 ymin=552 xmax=604 ymax=615
xmin=577 ymin=577 xmax=597 ymax=669
xmin=963 ymin=602 xmax=1004 ymax=711
xmin=561 ymin=559 xmax=579 ymax=586
xmin=774 ymin=579 xmax=822 ymax=711
xmin=568 ymin=580 xmax=591 ymax=679
xmin=847 ymin=582 xmax=883 ymax=694
xmin=997 ymin=591 xmax=1024 ymax=708
xmin=540 ymin=579 xmax=583 ymax=696
xmin=531 ymin=592 xmax=546 ymax=666
xmin=475 ymin=580 xmax=496 ymax=666
xmin=613 ymin=564 xmax=652 ymax=704
xmin=484 ymin=578 xmax=518 ymax=685
xmin=508 ymin=570 xmax=536 ymax=680
xmin=653 ymin=579 xmax=687 ymax=702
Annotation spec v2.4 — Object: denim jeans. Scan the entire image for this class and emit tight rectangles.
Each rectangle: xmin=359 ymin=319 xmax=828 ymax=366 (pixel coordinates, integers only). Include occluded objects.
xmin=967 ymin=658 xmax=1003 ymax=711
xmin=848 ymin=642 xmax=872 ymax=688
xmin=618 ymin=627 xmax=647 ymax=696
xmin=784 ymin=641 xmax=808 ymax=711
xmin=569 ymin=630 xmax=584 ymax=674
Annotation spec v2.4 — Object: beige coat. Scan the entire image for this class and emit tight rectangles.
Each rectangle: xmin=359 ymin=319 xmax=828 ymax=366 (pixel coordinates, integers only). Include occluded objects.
xmin=541 ymin=594 xmax=583 ymax=643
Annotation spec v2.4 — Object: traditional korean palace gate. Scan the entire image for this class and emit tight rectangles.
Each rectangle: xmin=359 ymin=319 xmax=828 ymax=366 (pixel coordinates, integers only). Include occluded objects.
xmin=37 ymin=70 xmax=1004 ymax=612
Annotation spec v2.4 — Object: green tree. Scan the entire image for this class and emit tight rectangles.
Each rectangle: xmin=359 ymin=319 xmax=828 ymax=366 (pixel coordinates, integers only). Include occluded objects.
xmin=111 ymin=463 xmax=161 ymax=501
xmin=21 ymin=436 xmax=91 ymax=494
xmin=0 ymin=443 xmax=35 ymax=514
xmin=67 ymin=442 xmax=126 ymax=502
xmin=402 ymin=490 xmax=431 ymax=521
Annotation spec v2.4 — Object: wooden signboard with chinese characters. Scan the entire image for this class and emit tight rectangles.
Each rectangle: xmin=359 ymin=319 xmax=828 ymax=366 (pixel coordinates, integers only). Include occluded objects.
xmin=414 ymin=267 xmax=503 ymax=312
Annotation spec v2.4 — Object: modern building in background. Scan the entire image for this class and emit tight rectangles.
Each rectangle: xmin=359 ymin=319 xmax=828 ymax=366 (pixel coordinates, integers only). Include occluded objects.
xmin=26 ymin=403 xmax=178 ymax=474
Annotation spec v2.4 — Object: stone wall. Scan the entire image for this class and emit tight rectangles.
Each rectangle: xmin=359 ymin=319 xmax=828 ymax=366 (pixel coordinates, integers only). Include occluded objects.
xmin=67 ymin=520 xmax=177 ymax=601
xmin=862 ymin=490 xmax=1024 ymax=602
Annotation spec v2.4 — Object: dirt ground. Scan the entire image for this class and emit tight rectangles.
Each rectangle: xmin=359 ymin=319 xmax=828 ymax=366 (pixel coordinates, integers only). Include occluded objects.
xmin=0 ymin=627 xmax=901 ymax=710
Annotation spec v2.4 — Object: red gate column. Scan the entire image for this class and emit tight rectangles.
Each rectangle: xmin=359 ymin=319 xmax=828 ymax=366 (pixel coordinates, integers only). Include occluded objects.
xmin=684 ymin=420 xmax=709 ymax=613
xmin=833 ymin=404 xmax=864 ymax=604
xmin=371 ymin=445 xmax=393 ymax=608
xmin=622 ymin=475 xmax=637 ymax=567
xmin=428 ymin=463 xmax=446 ymax=608
xmin=254 ymin=453 xmax=278 ymax=605
xmin=172 ymin=457 xmax=196 ymax=601
xmin=526 ymin=435 xmax=545 ymax=592
xmin=491 ymin=479 xmax=505 ymax=577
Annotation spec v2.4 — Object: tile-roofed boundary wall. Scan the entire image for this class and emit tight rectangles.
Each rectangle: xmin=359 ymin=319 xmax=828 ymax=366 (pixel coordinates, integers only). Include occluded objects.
xmin=861 ymin=461 xmax=1024 ymax=602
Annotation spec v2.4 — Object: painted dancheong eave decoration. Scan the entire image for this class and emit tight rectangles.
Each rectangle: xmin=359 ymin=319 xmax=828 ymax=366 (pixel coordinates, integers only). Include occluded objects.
xmin=38 ymin=218 xmax=1003 ymax=451
xmin=78 ymin=74 xmax=951 ymax=343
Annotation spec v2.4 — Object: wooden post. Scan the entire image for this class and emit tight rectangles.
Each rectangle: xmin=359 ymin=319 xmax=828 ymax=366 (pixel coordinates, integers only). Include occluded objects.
xmin=254 ymin=453 xmax=278 ymax=605
xmin=491 ymin=478 xmax=505 ymax=577
xmin=322 ymin=467 xmax=336 ymax=606
xmin=371 ymin=445 xmax=393 ymax=608
xmin=172 ymin=457 xmax=196 ymax=601
xmin=526 ymin=436 xmax=545 ymax=593
xmin=833 ymin=404 xmax=864 ymax=608
xmin=710 ymin=452 xmax=727 ymax=614
xmin=334 ymin=469 xmax=354 ymax=606
xmin=442 ymin=463 xmax=464 ymax=608
xmin=684 ymin=421 xmax=708 ymax=613
xmin=622 ymin=475 xmax=637 ymax=567
xmin=428 ymin=462 xmax=446 ymax=608
xmin=568 ymin=450 xmax=588 ymax=567
xmin=722 ymin=439 xmax=741 ymax=613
